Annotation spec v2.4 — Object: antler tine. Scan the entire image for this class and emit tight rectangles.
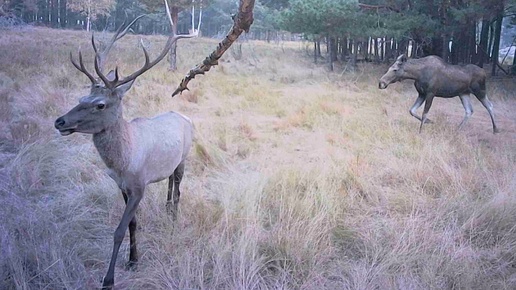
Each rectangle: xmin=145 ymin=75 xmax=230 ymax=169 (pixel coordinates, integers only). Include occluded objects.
xmin=89 ymin=16 xmax=146 ymax=88
xmin=70 ymin=50 xmax=96 ymax=84
xmin=106 ymin=0 xmax=195 ymax=87
xmin=94 ymin=50 xmax=113 ymax=88
xmin=113 ymin=67 xmax=120 ymax=83
xmin=113 ymin=33 xmax=198 ymax=88
xmin=115 ymin=15 xmax=146 ymax=42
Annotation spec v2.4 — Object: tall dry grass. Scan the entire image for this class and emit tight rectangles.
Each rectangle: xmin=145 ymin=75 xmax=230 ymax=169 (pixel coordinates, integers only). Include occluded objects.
xmin=1 ymin=26 xmax=516 ymax=289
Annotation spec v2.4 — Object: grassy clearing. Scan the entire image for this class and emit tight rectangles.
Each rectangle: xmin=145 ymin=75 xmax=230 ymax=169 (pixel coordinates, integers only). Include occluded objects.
xmin=1 ymin=26 xmax=516 ymax=289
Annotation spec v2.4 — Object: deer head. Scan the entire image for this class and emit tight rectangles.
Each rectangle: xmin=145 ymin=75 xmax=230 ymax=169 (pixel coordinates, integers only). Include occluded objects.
xmin=55 ymin=16 xmax=195 ymax=136
xmin=379 ymin=54 xmax=407 ymax=89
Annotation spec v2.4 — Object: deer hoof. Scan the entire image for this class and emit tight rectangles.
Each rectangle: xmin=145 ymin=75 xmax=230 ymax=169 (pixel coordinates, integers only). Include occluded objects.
xmin=424 ymin=119 xmax=433 ymax=124
xmin=101 ymin=276 xmax=114 ymax=289
xmin=125 ymin=260 xmax=138 ymax=271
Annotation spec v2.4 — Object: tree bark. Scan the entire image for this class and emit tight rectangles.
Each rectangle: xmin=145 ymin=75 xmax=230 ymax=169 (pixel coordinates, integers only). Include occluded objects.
xmin=50 ymin=0 xmax=58 ymax=27
xmin=478 ymin=18 xmax=490 ymax=67
xmin=328 ymin=36 xmax=336 ymax=71
xmin=512 ymin=49 xmax=516 ymax=75
xmin=488 ymin=24 xmax=495 ymax=64
xmin=168 ymin=6 xmax=180 ymax=71
xmin=491 ymin=11 xmax=503 ymax=76
xmin=59 ymin=0 xmax=67 ymax=28
xmin=314 ymin=40 xmax=318 ymax=64
xmin=340 ymin=36 xmax=348 ymax=60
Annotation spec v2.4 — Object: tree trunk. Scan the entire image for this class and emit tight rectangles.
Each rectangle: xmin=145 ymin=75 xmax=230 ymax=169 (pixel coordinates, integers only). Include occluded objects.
xmin=316 ymin=38 xmax=322 ymax=58
xmin=468 ymin=23 xmax=476 ymax=64
xmin=491 ymin=11 xmax=503 ymax=76
xmin=372 ymin=38 xmax=378 ymax=62
xmin=512 ymin=49 xmax=516 ymax=75
xmin=488 ymin=24 xmax=495 ymax=64
xmin=351 ymin=40 xmax=358 ymax=69
xmin=168 ymin=6 xmax=180 ymax=71
xmin=450 ymin=38 xmax=458 ymax=64
xmin=478 ymin=18 xmax=490 ymax=67
xmin=50 ymin=0 xmax=58 ymax=27
xmin=59 ymin=0 xmax=67 ymax=28
xmin=384 ymin=38 xmax=391 ymax=62
xmin=314 ymin=40 xmax=318 ymax=64
xmin=441 ymin=33 xmax=449 ymax=62
xmin=340 ymin=36 xmax=348 ymax=60
xmin=398 ymin=39 xmax=407 ymax=57
xmin=379 ymin=37 xmax=384 ymax=61
xmin=328 ymin=36 xmax=337 ymax=71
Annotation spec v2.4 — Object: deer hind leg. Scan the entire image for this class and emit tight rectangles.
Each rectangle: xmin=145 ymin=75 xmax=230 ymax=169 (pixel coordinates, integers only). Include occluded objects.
xmin=103 ymin=187 xmax=143 ymax=289
xmin=167 ymin=161 xmax=185 ymax=220
xmin=410 ymin=95 xmax=433 ymax=124
xmin=458 ymin=94 xmax=473 ymax=130
xmin=474 ymin=93 xmax=499 ymax=133
xmin=419 ymin=95 xmax=435 ymax=133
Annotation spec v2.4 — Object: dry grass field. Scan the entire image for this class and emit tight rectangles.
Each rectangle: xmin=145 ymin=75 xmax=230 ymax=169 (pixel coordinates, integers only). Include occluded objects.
xmin=1 ymin=26 xmax=516 ymax=289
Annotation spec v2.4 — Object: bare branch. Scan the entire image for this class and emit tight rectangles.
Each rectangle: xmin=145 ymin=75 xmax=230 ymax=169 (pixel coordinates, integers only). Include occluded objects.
xmin=171 ymin=0 xmax=255 ymax=97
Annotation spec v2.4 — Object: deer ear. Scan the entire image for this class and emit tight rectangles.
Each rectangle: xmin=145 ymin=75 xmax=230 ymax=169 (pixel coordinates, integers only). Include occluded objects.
xmin=397 ymin=54 xmax=407 ymax=63
xmin=114 ymin=80 xmax=135 ymax=98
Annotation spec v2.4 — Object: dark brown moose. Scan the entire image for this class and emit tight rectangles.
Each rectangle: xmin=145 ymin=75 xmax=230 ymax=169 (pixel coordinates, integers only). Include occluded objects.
xmin=379 ymin=54 xmax=499 ymax=133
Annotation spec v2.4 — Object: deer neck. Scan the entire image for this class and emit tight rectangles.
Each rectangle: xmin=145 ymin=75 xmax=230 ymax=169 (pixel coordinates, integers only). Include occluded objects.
xmin=92 ymin=117 xmax=132 ymax=173
xmin=401 ymin=61 xmax=423 ymax=81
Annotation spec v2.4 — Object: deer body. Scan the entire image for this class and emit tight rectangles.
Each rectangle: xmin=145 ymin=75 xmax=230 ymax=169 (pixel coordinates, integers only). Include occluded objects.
xmin=379 ymin=55 xmax=499 ymax=133
xmin=93 ymin=112 xmax=193 ymax=189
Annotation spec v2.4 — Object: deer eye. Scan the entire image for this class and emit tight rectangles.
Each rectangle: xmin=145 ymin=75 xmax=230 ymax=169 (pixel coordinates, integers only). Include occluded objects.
xmin=96 ymin=103 xmax=106 ymax=110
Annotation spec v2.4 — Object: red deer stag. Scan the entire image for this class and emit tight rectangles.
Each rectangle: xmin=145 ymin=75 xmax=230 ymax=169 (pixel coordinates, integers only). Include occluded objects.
xmin=379 ymin=54 xmax=499 ymax=133
xmin=54 ymin=17 xmax=196 ymax=289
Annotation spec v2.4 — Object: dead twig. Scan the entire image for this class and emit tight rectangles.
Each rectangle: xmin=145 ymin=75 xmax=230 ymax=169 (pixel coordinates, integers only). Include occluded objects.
xmin=171 ymin=0 xmax=255 ymax=97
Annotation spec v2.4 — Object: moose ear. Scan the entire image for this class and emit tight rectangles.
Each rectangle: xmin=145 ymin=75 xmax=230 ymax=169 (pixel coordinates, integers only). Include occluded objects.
xmin=396 ymin=54 xmax=407 ymax=63
xmin=114 ymin=80 xmax=135 ymax=98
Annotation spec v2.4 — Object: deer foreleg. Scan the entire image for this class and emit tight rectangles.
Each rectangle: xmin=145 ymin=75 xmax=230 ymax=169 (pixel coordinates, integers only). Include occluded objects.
xmin=410 ymin=95 xmax=433 ymax=124
xmin=458 ymin=95 xmax=473 ymax=130
xmin=420 ymin=95 xmax=434 ymax=133
xmin=102 ymin=188 xmax=143 ymax=289
xmin=121 ymin=191 xmax=138 ymax=270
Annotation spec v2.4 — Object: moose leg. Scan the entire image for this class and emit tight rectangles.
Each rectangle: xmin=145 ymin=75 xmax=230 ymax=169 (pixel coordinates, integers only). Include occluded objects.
xmin=121 ymin=191 xmax=138 ymax=270
xmin=458 ymin=94 xmax=473 ymax=130
xmin=167 ymin=162 xmax=185 ymax=220
xmin=102 ymin=189 xmax=143 ymax=289
xmin=410 ymin=95 xmax=433 ymax=124
xmin=419 ymin=95 xmax=434 ymax=133
xmin=476 ymin=95 xmax=499 ymax=133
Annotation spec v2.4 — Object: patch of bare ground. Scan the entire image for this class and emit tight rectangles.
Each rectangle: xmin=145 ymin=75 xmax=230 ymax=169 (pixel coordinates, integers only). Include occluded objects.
xmin=1 ymin=27 xmax=516 ymax=289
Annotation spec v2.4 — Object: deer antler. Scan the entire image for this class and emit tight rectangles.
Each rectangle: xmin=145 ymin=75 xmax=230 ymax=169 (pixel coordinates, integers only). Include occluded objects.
xmin=70 ymin=16 xmax=144 ymax=84
xmin=93 ymin=0 xmax=198 ymax=89
xmin=70 ymin=50 xmax=97 ymax=84
xmin=95 ymin=15 xmax=146 ymax=74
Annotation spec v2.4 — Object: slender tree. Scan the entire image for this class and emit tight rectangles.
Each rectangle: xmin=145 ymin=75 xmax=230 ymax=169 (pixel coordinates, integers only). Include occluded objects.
xmin=67 ymin=0 xmax=115 ymax=31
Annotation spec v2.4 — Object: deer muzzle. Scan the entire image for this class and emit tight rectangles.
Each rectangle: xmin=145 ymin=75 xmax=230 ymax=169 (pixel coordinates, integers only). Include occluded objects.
xmin=378 ymin=81 xmax=388 ymax=89
xmin=54 ymin=116 xmax=76 ymax=136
